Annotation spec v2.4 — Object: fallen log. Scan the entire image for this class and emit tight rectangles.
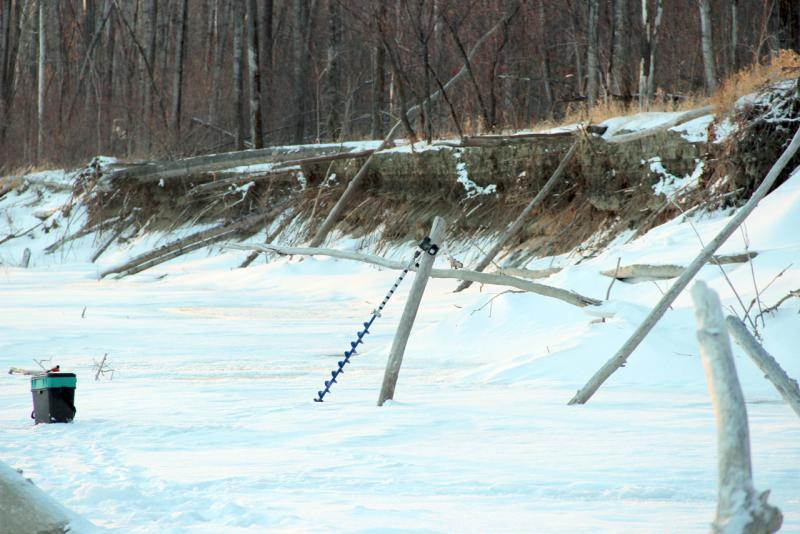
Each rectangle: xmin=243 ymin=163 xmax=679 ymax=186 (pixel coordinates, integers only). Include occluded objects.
xmin=726 ymin=315 xmax=800 ymax=418
xmin=100 ymin=204 xmax=285 ymax=279
xmin=101 ymin=143 xmax=376 ymax=185
xmin=8 ymin=367 xmax=38 ymax=375
xmin=225 ymin=242 xmax=601 ymax=308
xmin=692 ymin=283 xmax=782 ymax=534
xmin=569 ymin=124 xmax=800 ymax=405
xmin=604 ymin=105 xmax=714 ymax=144
xmin=455 ymin=139 xmax=579 ymax=292
xmin=600 ymin=253 xmax=761 ymax=281
xmin=496 ymin=266 xmax=562 ymax=280
xmin=456 ymin=131 xmax=574 ymax=146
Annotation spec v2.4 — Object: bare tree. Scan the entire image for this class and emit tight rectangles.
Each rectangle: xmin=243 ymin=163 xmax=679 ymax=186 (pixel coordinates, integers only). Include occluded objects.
xmin=232 ymin=0 xmax=245 ymax=150
xmin=729 ymin=0 xmax=739 ymax=75
xmin=246 ymin=0 xmax=263 ymax=147
xmin=291 ymin=0 xmax=312 ymax=144
xmin=586 ymin=0 xmax=600 ymax=107
xmin=171 ymin=0 xmax=189 ymax=135
xmin=36 ymin=0 xmax=44 ymax=164
xmin=325 ymin=0 xmax=342 ymax=140
xmin=609 ymin=0 xmax=627 ymax=96
xmin=638 ymin=0 xmax=663 ymax=110
xmin=698 ymin=0 xmax=717 ymax=94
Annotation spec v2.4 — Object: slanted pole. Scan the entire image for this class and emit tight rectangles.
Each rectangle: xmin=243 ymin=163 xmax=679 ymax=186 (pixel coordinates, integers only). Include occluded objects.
xmin=568 ymin=124 xmax=800 ymax=405
xmin=691 ymin=282 xmax=782 ymax=534
xmin=455 ymin=138 xmax=579 ymax=292
xmin=726 ymin=315 xmax=800 ymax=418
xmin=378 ymin=216 xmax=445 ymax=406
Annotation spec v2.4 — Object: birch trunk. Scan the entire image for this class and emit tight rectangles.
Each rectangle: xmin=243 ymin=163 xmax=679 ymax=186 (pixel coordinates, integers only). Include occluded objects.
xmin=586 ymin=0 xmax=600 ymax=107
xmin=691 ymin=282 xmax=782 ymax=534
xmin=143 ymin=0 xmax=156 ymax=149
xmin=646 ymin=0 xmax=662 ymax=102
xmin=291 ymin=0 xmax=311 ymax=144
xmin=36 ymin=0 xmax=44 ymax=164
xmin=232 ymin=0 xmax=245 ymax=151
xmin=699 ymin=0 xmax=718 ymax=94
xmin=726 ymin=315 xmax=800 ymax=418
xmin=730 ymin=0 xmax=739 ymax=74
xmin=171 ymin=0 xmax=188 ymax=135
xmin=325 ymin=0 xmax=342 ymax=141
xmin=638 ymin=0 xmax=650 ymax=110
xmin=609 ymin=0 xmax=627 ymax=96
xmin=246 ymin=0 xmax=263 ymax=148
xmin=536 ymin=0 xmax=553 ymax=114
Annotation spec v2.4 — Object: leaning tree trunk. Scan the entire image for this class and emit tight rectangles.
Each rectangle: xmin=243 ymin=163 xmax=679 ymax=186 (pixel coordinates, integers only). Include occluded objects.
xmin=699 ymin=0 xmax=718 ymax=94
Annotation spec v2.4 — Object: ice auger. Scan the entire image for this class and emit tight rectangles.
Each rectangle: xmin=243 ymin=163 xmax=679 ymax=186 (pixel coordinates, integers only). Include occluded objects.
xmin=313 ymin=237 xmax=439 ymax=402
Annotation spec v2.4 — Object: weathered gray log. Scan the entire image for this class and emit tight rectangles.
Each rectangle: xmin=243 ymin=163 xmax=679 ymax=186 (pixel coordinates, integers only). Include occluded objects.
xmin=600 ymin=254 xmax=761 ymax=281
xmin=8 ymin=367 xmax=38 ymax=375
xmin=0 ymin=460 xmax=98 ymax=533
xmin=600 ymin=263 xmax=686 ymax=281
xmin=455 ymin=139 xmax=579 ymax=292
xmin=102 ymin=144 xmax=372 ymax=184
xmin=569 ymin=124 xmax=800 ymax=405
xmin=308 ymin=14 xmax=512 ymax=248
xmin=604 ymin=105 xmax=714 ymax=144
xmin=456 ymin=131 xmax=574 ymax=146
xmin=691 ymin=282 xmax=782 ymax=534
xmin=225 ymin=242 xmax=601 ymax=308
xmin=378 ymin=217 xmax=445 ymax=406
xmin=726 ymin=315 xmax=800 ymax=418
xmin=496 ymin=266 xmax=562 ymax=280
xmin=712 ymin=252 xmax=759 ymax=265
xmin=100 ymin=206 xmax=282 ymax=278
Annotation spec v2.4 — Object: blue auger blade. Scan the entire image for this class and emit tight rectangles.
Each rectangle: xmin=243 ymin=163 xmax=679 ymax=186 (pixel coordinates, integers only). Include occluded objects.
xmin=325 ymin=379 xmax=335 ymax=388
xmin=363 ymin=321 xmax=371 ymax=328
xmin=314 ymin=397 xmax=323 ymax=402
xmin=331 ymin=370 xmax=340 ymax=378
xmin=338 ymin=360 xmax=347 ymax=368
xmin=345 ymin=349 xmax=356 ymax=357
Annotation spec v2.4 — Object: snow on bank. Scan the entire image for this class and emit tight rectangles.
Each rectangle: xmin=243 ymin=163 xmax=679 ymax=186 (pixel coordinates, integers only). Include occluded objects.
xmin=1 ymin=167 xmax=799 ymax=532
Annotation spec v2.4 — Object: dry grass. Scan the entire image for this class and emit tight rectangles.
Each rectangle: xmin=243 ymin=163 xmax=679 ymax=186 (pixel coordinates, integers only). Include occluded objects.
xmin=711 ymin=49 xmax=800 ymax=113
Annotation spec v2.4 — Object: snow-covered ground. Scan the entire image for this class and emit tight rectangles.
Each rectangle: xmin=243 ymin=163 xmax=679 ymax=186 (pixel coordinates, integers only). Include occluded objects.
xmin=2 ymin=144 xmax=800 ymax=531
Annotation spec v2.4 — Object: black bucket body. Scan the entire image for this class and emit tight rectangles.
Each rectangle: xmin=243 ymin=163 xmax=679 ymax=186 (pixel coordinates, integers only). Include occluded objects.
xmin=31 ymin=373 xmax=77 ymax=424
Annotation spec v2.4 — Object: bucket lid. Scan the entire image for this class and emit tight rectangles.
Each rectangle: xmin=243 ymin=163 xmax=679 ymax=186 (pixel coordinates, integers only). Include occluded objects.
xmin=31 ymin=373 xmax=77 ymax=390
